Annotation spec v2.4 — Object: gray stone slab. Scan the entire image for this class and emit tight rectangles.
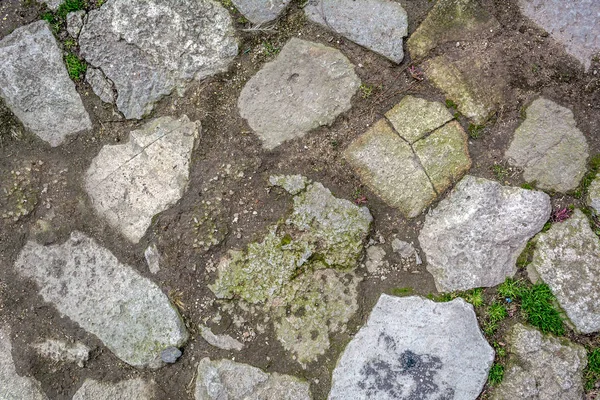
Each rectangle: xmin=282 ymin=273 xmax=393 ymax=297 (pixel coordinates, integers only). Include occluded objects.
xmin=232 ymin=0 xmax=291 ymax=24
xmin=86 ymin=67 xmax=115 ymax=104
xmin=329 ymin=295 xmax=494 ymax=400
xmin=32 ymin=339 xmax=90 ymax=367
xmin=588 ymin=176 xmax=600 ymax=214
xmin=238 ymin=38 xmax=360 ymax=149
xmin=0 ymin=21 xmax=92 ymax=146
xmin=419 ymin=176 xmax=551 ymax=292
xmin=305 ymin=0 xmax=408 ymax=63
xmin=79 ymin=0 xmax=238 ymax=119
xmin=14 ymin=232 xmax=188 ymax=368
xmin=67 ymin=10 xmax=86 ymax=38
xmin=384 ymin=95 xmax=453 ymax=143
xmin=73 ymin=378 xmax=156 ymax=400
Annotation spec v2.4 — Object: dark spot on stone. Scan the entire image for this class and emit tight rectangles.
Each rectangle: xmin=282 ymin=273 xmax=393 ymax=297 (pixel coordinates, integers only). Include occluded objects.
xmin=310 ymin=330 xmax=319 ymax=340
xmin=294 ymin=306 xmax=306 ymax=317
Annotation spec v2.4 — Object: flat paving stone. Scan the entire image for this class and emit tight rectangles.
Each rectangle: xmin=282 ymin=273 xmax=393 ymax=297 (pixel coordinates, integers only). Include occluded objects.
xmin=384 ymin=95 xmax=453 ymax=143
xmin=419 ymin=176 xmax=551 ymax=292
xmin=32 ymin=339 xmax=90 ymax=367
xmin=305 ymin=0 xmax=408 ymax=63
xmin=505 ymin=98 xmax=589 ymax=193
xmin=528 ymin=209 xmax=600 ymax=334
xmin=73 ymin=378 xmax=156 ymax=400
xmin=232 ymin=0 xmax=291 ymax=24
xmin=14 ymin=231 xmax=188 ymax=368
xmin=492 ymin=323 xmax=587 ymax=400
xmin=328 ymin=295 xmax=494 ymax=400
xmin=79 ymin=0 xmax=238 ymax=119
xmin=0 ymin=21 xmax=92 ymax=146
xmin=238 ymin=38 xmax=360 ymax=149
xmin=85 ymin=116 xmax=198 ymax=243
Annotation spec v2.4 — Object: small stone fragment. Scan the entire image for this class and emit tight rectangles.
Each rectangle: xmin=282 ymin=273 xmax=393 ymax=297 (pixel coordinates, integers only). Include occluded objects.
xmin=492 ymin=323 xmax=587 ymax=400
xmin=364 ymin=245 xmax=387 ymax=274
xmin=232 ymin=0 xmax=292 ymax=24
xmin=67 ymin=10 xmax=86 ymax=38
xmin=45 ymin=0 xmax=62 ymax=10
xmin=86 ymin=67 xmax=115 ymax=104
xmin=238 ymin=38 xmax=360 ymax=149
xmin=329 ymin=295 xmax=494 ymax=399
xmin=384 ymin=95 xmax=453 ymax=143
xmin=391 ymin=238 xmax=415 ymax=259
xmin=144 ymin=244 xmax=161 ymax=274
xmin=199 ymin=325 xmax=244 ymax=351
xmin=32 ymin=339 xmax=90 ymax=368
xmin=588 ymin=176 xmax=600 ymax=214
xmin=505 ymin=98 xmax=589 ymax=193
xmin=73 ymin=378 xmax=156 ymax=400
xmin=305 ymin=0 xmax=408 ymax=63
xmin=269 ymin=174 xmax=309 ymax=195
xmin=160 ymin=347 xmax=182 ymax=364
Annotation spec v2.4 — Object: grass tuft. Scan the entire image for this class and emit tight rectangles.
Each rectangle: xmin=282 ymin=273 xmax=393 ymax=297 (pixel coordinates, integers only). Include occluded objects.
xmin=64 ymin=53 xmax=87 ymax=80
xmin=488 ymin=363 xmax=504 ymax=385
xmin=468 ymin=123 xmax=484 ymax=139
xmin=390 ymin=287 xmax=413 ymax=297
xmin=57 ymin=0 xmax=86 ymax=19
xmin=586 ymin=348 xmax=600 ymax=390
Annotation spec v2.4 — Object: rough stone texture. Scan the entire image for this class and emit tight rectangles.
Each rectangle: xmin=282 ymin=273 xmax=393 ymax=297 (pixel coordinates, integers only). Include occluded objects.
xmin=391 ymin=239 xmax=415 ymax=259
xmin=528 ymin=209 xmax=600 ymax=334
xmin=419 ymin=175 xmax=551 ymax=292
xmin=45 ymin=0 xmax=62 ymax=10
xmin=232 ymin=0 xmax=292 ymax=24
xmin=505 ymin=98 xmax=589 ymax=193
xmin=518 ymin=0 xmax=600 ymax=71
xmin=86 ymin=67 xmax=115 ymax=104
xmin=305 ymin=0 xmax=408 ymax=63
xmin=384 ymin=95 xmax=453 ymax=143
xmin=79 ymin=0 xmax=238 ymax=119
xmin=238 ymin=38 xmax=360 ymax=149
xmin=407 ymin=0 xmax=499 ymax=60
xmin=85 ymin=116 xmax=199 ymax=243
xmin=0 ymin=329 xmax=48 ymax=400
xmin=144 ymin=244 xmax=161 ymax=274
xmin=195 ymin=358 xmax=311 ymax=400
xmin=160 ymin=347 xmax=182 ymax=364
xmin=14 ymin=232 xmax=189 ymax=369
xmin=67 ymin=10 xmax=86 ymax=38
xmin=588 ymin=176 xmax=600 ymax=214
xmin=210 ymin=176 xmax=371 ymax=364
xmin=492 ymin=323 xmax=587 ymax=400
xmin=269 ymin=174 xmax=309 ymax=195
xmin=0 ymin=21 xmax=92 ymax=146
xmin=199 ymin=325 xmax=244 ymax=351
xmin=32 ymin=339 xmax=90 ymax=367
xmin=329 ymin=295 xmax=494 ymax=400
xmin=73 ymin=378 xmax=156 ymax=400
xmin=364 ymin=245 xmax=386 ymax=274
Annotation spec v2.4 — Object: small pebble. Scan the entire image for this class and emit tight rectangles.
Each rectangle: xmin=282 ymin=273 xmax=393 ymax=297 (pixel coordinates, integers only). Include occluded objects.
xmin=160 ymin=347 xmax=182 ymax=363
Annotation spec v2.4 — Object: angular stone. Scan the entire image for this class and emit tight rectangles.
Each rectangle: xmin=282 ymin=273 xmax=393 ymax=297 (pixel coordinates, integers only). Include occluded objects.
xmin=144 ymin=244 xmax=161 ymax=274
xmin=305 ymin=0 xmax=408 ymax=63
xmin=86 ymin=67 xmax=115 ymax=104
xmin=528 ymin=209 xmax=600 ymax=334
xmin=67 ymin=10 xmax=86 ymax=38
xmin=391 ymin=239 xmax=415 ymax=259
xmin=73 ymin=378 xmax=156 ymax=400
xmin=329 ymin=295 xmax=494 ymax=400
xmin=0 ymin=329 xmax=48 ymax=400
xmin=518 ymin=0 xmax=600 ymax=71
xmin=269 ymin=174 xmax=309 ymax=195
xmin=505 ymin=98 xmax=589 ymax=193
xmin=419 ymin=176 xmax=551 ymax=292
xmin=79 ymin=0 xmax=238 ymax=119
xmin=195 ymin=358 xmax=311 ymax=400
xmin=14 ymin=232 xmax=188 ymax=368
xmin=45 ymin=0 xmax=62 ymax=10
xmin=232 ymin=0 xmax=292 ymax=24
xmin=492 ymin=324 xmax=587 ymax=400
xmin=85 ymin=116 xmax=198 ymax=243
xmin=384 ymin=95 xmax=453 ymax=143
xmin=238 ymin=38 xmax=360 ymax=149
xmin=32 ymin=339 xmax=90 ymax=368
xmin=588 ymin=176 xmax=600 ymax=214
xmin=414 ymin=120 xmax=471 ymax=193
xmin=0 ymin=21 xmax=92 ymax=146
xmin=199 ymin=325 xmax=244 ymax=351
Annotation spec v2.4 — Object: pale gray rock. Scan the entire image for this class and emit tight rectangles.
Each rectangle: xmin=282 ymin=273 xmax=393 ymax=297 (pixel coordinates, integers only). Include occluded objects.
xmin=85 ymin=116 xmax=199 ymax=243
xmin=67 ymin=10 xmax=86 ymax=38
xmin=528 ymin=209 xmax=600 ymax=334
xmin=364 ymin=245 xmax=387 ymax=274
xmin=0 ymin=21 xmax=92 ymax=146
xmin=419 ymin=176 xmax=551 ymax=292
xmin=160 ymin=347 xmax=181 ymax=364
xmin=505 ymin=98 xmax=589 ymax=193
xmin=45 ymin=0 xmax=62 ymax=11
xmin=73 ymin=378 xmax=156 ymax=400
xmin=14 ymin=232 xmax=189 ymax=369
xmin=195 ymin=358 xmax=311 ymax=400
xmin=587 ymin=176 xmax=600 ymax=214
xmin=232 ymin=0 xmax=292 ymax=24
xmin=492 ymin=323 xmax=587 ymax=400
xmin=238 ymin=38 xmax=360 ymax=149
xmin=329 ymin=295 xmax=494 ymax=400
xmin=199 ymin=325 xmax=244 ymax=351
xmin=391 ymin=238 xmax=415 ymax=259
xmin=79 ymin=0 xmax=238 ymax=119
xmin=32 ymin=339 xmax=90 ymax=367
xmin=305 ymin=0 xmax=408 ymax=63
xmin=269 ymin=174 xmax=308 ymax=195
xmin=0 ymin=329 xmax=48 ymax=400
xmin=86 ymin=67 xmax=115 ymax=104
xmin=144 ymin=244 xmax=161 ymax=274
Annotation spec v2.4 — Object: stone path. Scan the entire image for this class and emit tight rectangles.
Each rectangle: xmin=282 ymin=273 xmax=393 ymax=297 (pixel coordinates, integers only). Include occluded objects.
xmin=73 ymin=378 xmax=156 ymax=400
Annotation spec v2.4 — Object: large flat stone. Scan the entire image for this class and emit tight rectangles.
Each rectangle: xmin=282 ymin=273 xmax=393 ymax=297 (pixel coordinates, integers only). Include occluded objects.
xmin=329 ymin=295 xmax=494 ymax=400
xmin=232 ymin=0 xmax=291 ymax=24
xmin=492 ymin=323 xmax=587 ymax=400
xmin=238 ymin=38 xmax=360 ymax=149
xmin=528 ymin=209 xmax=600 ymax=334
xmin=85 ymin=116 xmax=198 ymax=243
xmin=505 ymin=98 xmax=589 ymax=193
xmin=0 ymin=21 xmax=91 ymax=146
xmin=73 ymin=378 xmax=156 ymax=400
xmin=79 ymin=0 xmax=238 ymax=119
xmin=419 ymin=176 xmax=551 ymax=292
xmin=14 ymin=232 xmax=188 ymax=368
xmin=305 ymin=0 xmax=408 ymax=63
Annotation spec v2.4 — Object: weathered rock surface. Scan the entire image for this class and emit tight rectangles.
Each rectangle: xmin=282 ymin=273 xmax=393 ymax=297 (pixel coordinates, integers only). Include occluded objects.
xmin=195 ymin=358 xmax=311 ymax=400
xmin=528 ymin=209 xmax=600 ymax=334
xmin=199 ymin=325 xmax=244 ymax=351
xmin=85 ymin=116 xmax=198 ymax=243
xmin=14 ymin=232 xmax=188 ymax=368
xmin=32 ymin=339 xmax=90 ymax=367
xmin=67 ymin=10 xmax=86 ymax=38
xmin=238 ymin=38 xmax=360 ymax=149
xmin=419 ymin=176 xmax=551 ymax=292
xmin=385 ymin=95 xmax=453 ymax=143
xmin=79 ymin=0 xmax=238 ymax=119
xmin=232 ymin=0 xmax=291 ymax=24
xmin=85 ymin=67 xmax=115 ymax=104
xmin=210 ymin=176 xmax=371 ymax=364
xmin=329 ymin=295 xmax=494 ymax=400
xmin=391 ymin=238 xmax=416 ymax=259
xmin=505 ymin=98 xmax=589 ymax=193
xmin=518 ymin=0 xmax=600 ymax=71
xmin=144 ymin=244 xmax=161 ymax=274
xmin=45 ymin=0 xmax=62 ymax=10
xmin=73 ymin=378 xmax=156 ymax=400
xmin=0 ymin=21 xmax=91 ymax=146
xmin=305 ymin=0 xmax=408 ymax=63
xmin=0 ymin=329 xmax=48 ymax=400
xmin=492 ymin=323 xmax=587 ymax=400
xmin=588 ymin=176 xmax=600 ymax=214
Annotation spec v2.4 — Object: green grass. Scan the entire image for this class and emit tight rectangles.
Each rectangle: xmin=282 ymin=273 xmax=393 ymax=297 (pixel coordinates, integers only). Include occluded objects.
xmin=488 ymin=302 xmax=508 ymax=323
xmin=445 ymin=99 xmax=458 ymax=109
xmin=520 ymin=182 xmax=535 ymax=190
xmin=585 ymin=348 xmax=600 ymax=390
xmin=390 ymin=287 xmax=413 ymax=297
xmin=428 ymin=288 xmax=484 ymax=307
xmin=497 ymin=278 xmax=525 ymax=299
xmin=57 ymin=0 xmax=86 ymax=19
xmin=359 ymin=84 xmax=374 ymax=99
xmin=468 ymin=124 xmax=484 ymax=139
xmin=492 ymin=164 xmax=509 ymax=181
xmin=262 ymin=41 xmax=280 ymax=56
xmin=516 ymin=241 xmax=535 ymax=269
xmin=488 ymin=363 xmax=504 ymax=385
xmin=64 ymin=53 xmax=87 ymax=80
xmin=573 ymin=154 xmax=600 ymax=199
